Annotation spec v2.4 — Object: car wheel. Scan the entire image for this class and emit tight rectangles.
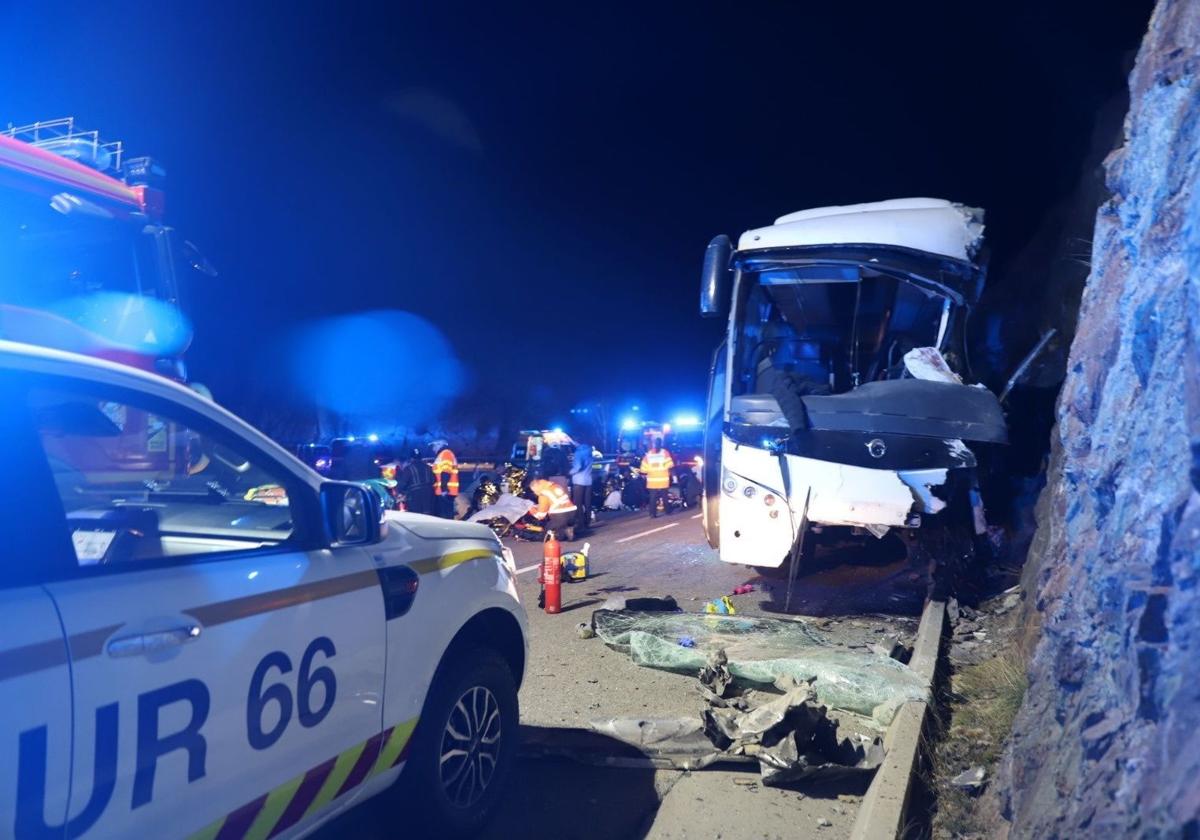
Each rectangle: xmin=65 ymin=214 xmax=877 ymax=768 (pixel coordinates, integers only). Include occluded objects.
xmin=403 ymin=649 xmax=518 ymax=837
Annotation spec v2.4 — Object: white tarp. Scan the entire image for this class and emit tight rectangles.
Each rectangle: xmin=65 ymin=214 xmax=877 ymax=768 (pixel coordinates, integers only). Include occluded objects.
xmin=466 ymin=492 xmax=531 ymax=525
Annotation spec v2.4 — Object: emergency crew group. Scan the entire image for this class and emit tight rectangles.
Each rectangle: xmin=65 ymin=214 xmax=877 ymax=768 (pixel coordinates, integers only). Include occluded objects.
xmin=382 ymin=440 xmax=678 ymax=537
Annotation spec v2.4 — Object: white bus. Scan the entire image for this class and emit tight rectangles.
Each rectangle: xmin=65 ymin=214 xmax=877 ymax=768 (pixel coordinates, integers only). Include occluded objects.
xmin=697 ymin=198 xmax=1007 ymax=590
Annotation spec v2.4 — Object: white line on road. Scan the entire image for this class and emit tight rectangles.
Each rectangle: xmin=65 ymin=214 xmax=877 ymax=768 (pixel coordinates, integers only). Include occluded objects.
xmin=614 ymin=522 xmax=679 ymax=544
xmin=691 ymin=513 xmax=702 ymax=519
xmin=515 ymin=563 xmax=541 ymax=576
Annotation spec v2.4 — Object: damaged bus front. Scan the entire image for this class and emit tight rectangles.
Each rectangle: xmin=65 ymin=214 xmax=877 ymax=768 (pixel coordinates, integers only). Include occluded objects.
xmin=697 ymin=198 xmax=1006 ymax=585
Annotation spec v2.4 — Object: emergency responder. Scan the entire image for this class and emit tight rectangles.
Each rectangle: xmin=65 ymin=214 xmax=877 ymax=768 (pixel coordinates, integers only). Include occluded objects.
xmin=529 ymin=477 xmax=578 ymax=540
xmin=640 ymin=438 xmax=674 ymax=518
xmin=432 ymin=445 xmax=460 ymax=518
xmin=395 ymin=449 xmax=435 ymax=515
xmin=569 ymin=441 xmax=594 ymax=536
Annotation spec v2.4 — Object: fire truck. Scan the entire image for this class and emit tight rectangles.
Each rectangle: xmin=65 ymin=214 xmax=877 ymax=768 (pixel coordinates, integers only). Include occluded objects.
xmin=0 ymin=117 xmax=209 ymax=379
xmin=0 ymin=118 xmax=214 ymax=482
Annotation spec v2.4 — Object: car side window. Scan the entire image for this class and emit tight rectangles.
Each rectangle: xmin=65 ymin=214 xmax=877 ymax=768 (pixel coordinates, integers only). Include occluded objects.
xmin=31 ymin=381 xmax=299 ymax=568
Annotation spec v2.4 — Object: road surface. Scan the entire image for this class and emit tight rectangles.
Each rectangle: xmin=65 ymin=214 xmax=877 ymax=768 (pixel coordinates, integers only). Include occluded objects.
xmin=321 ymin=506 xmax=928 ymax=839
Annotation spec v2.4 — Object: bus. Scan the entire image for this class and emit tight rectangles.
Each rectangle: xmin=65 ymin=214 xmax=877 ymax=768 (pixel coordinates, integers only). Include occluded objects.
xmin=697 ymin=198 xmax=1007 ymax=586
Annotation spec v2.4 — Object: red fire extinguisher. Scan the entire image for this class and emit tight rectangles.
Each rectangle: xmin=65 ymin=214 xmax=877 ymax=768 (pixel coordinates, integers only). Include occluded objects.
xmin=542 ymin=530 xmax=562 ymax=614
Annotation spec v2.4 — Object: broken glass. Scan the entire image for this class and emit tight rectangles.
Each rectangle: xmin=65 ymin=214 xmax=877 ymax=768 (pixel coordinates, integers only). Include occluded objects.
xmin=592 ymin=610 xmax=928 ymax=723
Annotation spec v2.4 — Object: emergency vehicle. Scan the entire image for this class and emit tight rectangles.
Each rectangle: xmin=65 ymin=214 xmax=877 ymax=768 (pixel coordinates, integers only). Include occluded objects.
xmin=0 ymin=118 xmax=205 ymax=378
xmin=0 ymin=340 xmax=527 ymax=839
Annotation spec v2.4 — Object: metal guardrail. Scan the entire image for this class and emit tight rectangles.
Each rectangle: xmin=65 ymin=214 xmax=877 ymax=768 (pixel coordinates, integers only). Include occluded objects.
xmin=3 ymin=117 xmax=124 ymax=172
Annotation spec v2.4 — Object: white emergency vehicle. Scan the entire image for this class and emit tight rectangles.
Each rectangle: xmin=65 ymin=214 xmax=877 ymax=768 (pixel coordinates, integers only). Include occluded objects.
xmin=0 ymin=340 xmax=527 ymax=839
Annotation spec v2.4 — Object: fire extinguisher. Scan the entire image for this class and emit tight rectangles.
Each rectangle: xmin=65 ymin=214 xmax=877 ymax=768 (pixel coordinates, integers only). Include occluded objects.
xmin=542 ymin=530 xmax=562 ymax=614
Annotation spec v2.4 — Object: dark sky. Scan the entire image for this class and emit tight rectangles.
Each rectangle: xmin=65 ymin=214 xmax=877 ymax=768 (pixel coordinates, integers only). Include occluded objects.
xmin=0 ymin=1 xmax=1153 ymax=431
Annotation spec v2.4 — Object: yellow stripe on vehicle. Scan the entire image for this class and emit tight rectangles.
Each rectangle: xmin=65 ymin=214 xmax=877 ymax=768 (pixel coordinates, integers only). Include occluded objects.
xmin=301 ymin=740 xmax=367 ymax=819
xmin=409 ymin=548 xmax=496 ymax=575
xmin=371 ymin=717 xmax=419 ymax=776
xmin=243 ymin=773 xmax=304 ymax=840
xmin=186 ymin=818 xmax=225 ymax=840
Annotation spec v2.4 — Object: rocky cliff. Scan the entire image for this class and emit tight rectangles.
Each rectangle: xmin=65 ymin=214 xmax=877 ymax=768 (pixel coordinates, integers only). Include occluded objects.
xmin=999 ymin=1 xmax=1200 ymax=836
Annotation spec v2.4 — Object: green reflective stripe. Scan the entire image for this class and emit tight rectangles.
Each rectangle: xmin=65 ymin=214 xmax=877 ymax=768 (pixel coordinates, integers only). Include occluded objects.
xmin=243 ymin=772 xmax=304 ymax=840
xmin=302 ymin=741 xmax=366 ymax=819
xmin=372 ymin=717 xmax=419 ymax=776
xmin=186 ymin=818 xmax=225 ymax=840
xmin=409 ymin=548 xmax=495 ymax=575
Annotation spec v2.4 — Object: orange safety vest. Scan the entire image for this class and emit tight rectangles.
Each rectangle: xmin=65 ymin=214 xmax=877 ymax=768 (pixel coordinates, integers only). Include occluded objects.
xmin=529 ymin=479 xmax=578 ymax=519
xmin=641 ymin=449 xmax=674 ymax=490
xmin=432 ymin=448 xmax=460 ymax=496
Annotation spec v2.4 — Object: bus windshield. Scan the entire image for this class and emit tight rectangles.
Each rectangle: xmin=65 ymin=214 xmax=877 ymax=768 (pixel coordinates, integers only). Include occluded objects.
xmin=733 ymin=266 xmax=951 ymax=397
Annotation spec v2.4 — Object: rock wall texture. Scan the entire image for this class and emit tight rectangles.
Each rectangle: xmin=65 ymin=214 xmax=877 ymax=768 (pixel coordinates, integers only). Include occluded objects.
xmin=1000 ymin=1 xmax=1200 ymax=837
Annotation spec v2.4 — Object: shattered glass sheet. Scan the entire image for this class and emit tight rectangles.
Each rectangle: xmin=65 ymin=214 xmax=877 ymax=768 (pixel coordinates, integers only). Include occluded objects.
xmin=592 ymin=611 xmax=928 ymax=723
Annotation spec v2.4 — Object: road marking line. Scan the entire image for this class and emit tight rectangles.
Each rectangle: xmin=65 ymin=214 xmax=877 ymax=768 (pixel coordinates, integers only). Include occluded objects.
xmin=614 ymin=522 xmax=679 ymax=543
xmin=515 ymin=563 xmax=541 ymax=576
xmin=691 ymin=513 xmax=702 ymax=519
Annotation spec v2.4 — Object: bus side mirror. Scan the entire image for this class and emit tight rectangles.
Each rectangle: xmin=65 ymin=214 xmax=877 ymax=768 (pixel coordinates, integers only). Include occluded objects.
xmin=700 ymin=235 xmax=732 ymax=318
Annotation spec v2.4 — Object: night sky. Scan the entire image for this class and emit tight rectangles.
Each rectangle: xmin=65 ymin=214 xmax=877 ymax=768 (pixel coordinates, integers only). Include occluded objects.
xmin=0 ymin=1 xmax=1153 ymax=435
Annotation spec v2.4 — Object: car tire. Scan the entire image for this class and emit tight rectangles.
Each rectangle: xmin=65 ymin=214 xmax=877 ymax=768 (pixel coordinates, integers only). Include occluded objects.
xmin=402 ymin=648 xmax=518 ymax=838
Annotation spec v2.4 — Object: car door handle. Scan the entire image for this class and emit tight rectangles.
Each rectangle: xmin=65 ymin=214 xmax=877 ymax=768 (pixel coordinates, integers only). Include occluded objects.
xmin=107 ymin=625 xmax=202 ymax=658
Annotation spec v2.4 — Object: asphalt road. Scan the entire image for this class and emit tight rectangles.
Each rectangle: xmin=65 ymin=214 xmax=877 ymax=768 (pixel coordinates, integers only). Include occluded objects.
xmin=322 ymin=506 xmax=928 ymax=839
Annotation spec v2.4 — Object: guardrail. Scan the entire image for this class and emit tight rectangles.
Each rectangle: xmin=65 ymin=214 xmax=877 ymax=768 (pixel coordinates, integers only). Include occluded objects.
xmin=848 ymin=599 xmax=946 ymax=840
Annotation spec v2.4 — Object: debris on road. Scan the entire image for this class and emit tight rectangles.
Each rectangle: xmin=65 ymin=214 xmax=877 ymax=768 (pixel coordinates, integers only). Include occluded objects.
xmin=704 ymin=595 xmax=737 ymax=614
xmin=598 ymin=595 xmax=679 ymax=612
xmin=699 ymin=649 xmax=734 ymax=698
xmin=592 ymin=610 xmax=928 ymax=722
xmin=731 ymin=584 xmax=755 ymax=595
xmin=590 ymin=676 xmax=882 ymax=786
xmin=577 ymin=622 xmax=596 ymax=639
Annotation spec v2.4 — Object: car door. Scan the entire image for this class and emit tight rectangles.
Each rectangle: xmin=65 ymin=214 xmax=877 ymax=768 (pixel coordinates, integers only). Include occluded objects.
xmin=0 ymin=369 xmax=76 ymax=839
xmin=27 ymin=371 xmax=388 ymax=839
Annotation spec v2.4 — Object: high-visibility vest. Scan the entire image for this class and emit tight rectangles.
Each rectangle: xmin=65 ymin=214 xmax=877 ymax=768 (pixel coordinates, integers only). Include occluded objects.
xmin=641 ymin=449 xmax=674 ymax=490
xmin=529 ymin=479 xmax=578 ymax=519
xmin=432 ymin=448 xmax=460 ymax=496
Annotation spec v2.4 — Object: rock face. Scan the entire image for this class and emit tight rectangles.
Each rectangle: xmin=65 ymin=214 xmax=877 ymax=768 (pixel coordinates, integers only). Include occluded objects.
xmin=1001 ymin=1 xmax=1200 ymax=836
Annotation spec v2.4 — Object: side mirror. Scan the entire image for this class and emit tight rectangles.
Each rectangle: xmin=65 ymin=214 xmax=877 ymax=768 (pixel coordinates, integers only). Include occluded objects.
xmin=182 ymin=240 xmax=219 ymax=278
xmin=322 ymin=481 xmax=383 ymax=546
xmin=700 ymin=235 xmax=732 ymax=318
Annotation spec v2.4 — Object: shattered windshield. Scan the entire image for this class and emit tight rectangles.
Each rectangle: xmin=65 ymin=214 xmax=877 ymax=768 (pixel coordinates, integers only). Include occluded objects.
xmin=732 ymin=266 xmax=951 ymax=397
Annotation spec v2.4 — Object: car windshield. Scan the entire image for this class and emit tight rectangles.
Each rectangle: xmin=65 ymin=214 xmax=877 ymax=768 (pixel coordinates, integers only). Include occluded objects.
xmin=733 ymin=266 xmax=951 ymax=396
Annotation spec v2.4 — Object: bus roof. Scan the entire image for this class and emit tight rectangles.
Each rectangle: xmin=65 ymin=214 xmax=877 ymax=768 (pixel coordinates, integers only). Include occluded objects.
xmin=738 ymin=198 xmax=984 ymax=262
xmin=0 ymin=133 xmax=143 ymax=211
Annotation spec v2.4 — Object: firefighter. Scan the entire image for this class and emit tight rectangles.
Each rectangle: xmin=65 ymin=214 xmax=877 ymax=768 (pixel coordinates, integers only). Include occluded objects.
xmin=528 ymin=477 xmax=579 ymax=540
xmin=394 ymin=449 xmax=435 ymax=515
xmin=432 ymin=446 xmax=460 ymax=518
xmin=640 ymin=438 xmax=674 ymax=518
